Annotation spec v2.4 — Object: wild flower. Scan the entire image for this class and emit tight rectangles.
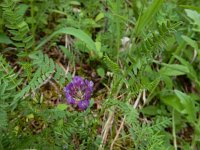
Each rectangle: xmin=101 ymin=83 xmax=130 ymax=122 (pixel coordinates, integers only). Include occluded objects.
xmin=64 ymin=76 xmax=93 ymax=110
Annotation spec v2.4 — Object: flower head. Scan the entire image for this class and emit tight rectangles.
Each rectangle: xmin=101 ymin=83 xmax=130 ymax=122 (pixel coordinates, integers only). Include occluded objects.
xmin=64 ymin=76 xmax=93 ymax=110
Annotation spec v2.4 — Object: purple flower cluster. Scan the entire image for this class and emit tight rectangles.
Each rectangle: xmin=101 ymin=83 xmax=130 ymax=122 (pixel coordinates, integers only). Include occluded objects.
xmin=64 ymin=76 xmax=93 ymax=110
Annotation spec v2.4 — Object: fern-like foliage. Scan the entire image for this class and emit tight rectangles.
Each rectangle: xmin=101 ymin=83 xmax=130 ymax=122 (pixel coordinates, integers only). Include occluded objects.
xmin=132 ymin=21 xmax=179 ymax=57
xmin=115 ymin=22 xmax=179 ymax=98
xmin=104 ymin=99 xmax=170 ymax=150
xmin=1 ymin=0 xmax=34 ymax=49
xmin=151 ymin=116 xmax=171 ymax=132
xmin=0 ymin=55 xmax=22 ymax=100
xmin=0 ymin=56 xmax=19 ymax=101
xmin=0 ymin=55 xmax=22 ymax=132
xmin=129 ymin=75 xmax=161 ymax=98
xmin=130 ymin=116 xmax=171 ymax=150
xmin=103 ymin=55 xmax=121 ymax=74
xmin=103 ymin=50 xmax=161 ymax=100
xmin=0 ymin=107 xmax=7 ymax=131
xmin=0 ymin=102 xmax=99 ymax=149
xmin=105 ymin=99 xmax=138 ymax=124
xmin=30 ymin=51 xmax=68 ymax=86
xmin=13 ymin=51 xmax=68 ymax=103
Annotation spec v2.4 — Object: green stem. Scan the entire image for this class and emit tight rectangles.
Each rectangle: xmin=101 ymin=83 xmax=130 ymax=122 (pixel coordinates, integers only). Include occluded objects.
xmin=168 ymin=40 xmax=186 ymax=64
xmin=0 ymin=63 xmax=20 ymax=91
xmin=191 ymin=116 xmax=200 ymax=149
xmin=168 ymin=32 xmax=193 ymax=64
xmin=30 ymin=0 xmax=35 ymax=49
xmin=172 ymin=109 xmax=177 ymax=150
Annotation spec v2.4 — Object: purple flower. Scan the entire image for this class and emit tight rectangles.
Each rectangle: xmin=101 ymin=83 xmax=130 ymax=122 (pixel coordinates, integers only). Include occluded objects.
xmin=64 ymin=76 xmax=93 ymax=110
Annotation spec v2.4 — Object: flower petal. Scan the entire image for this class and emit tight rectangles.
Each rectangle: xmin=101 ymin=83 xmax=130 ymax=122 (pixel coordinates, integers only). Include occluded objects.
xmin=78 ymin=100 xmax=89 ymax=110
xmin=73 ymin=76 xmax=84 ymax=87
xmin=66 ymin=93 xmax=75 ymax=104
xmin=64 ymin=76 xmax=93 ymax=110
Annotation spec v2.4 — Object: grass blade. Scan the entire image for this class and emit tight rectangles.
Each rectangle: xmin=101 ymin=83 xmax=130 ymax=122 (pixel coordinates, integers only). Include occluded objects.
xmin=135 ymin=0 xmax=164 ymax=36
xmin=35 ymin=27 xmax=97 ymax=55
